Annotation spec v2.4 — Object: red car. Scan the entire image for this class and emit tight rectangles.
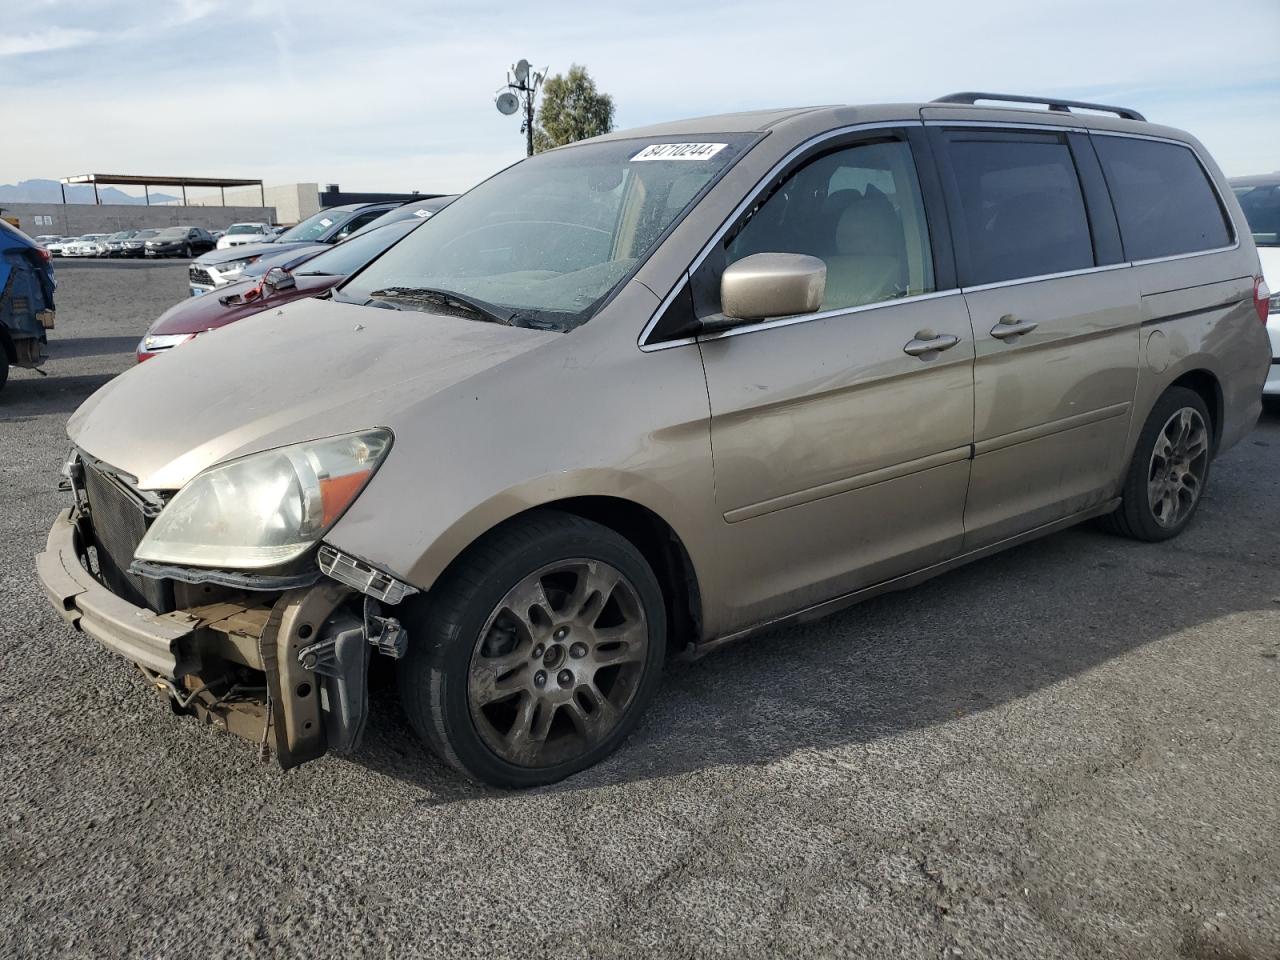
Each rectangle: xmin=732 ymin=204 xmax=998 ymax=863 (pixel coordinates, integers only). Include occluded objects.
xmin=136 ymin=219 xmax=420 ymax=362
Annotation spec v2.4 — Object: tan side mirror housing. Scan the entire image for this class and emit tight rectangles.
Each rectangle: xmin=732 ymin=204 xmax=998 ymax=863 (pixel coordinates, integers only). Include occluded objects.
xmin=718 ymin=253 xmax=826 ymax=324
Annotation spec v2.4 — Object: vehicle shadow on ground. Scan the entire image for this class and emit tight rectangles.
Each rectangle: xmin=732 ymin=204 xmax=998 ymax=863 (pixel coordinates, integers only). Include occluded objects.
xmin=0 ymin=372 xmax=117 ymax=419
xmin=350 ymin=454 xmax=1280 ymax=803
xmin=45 ymin=336 xmax=141 ymax=360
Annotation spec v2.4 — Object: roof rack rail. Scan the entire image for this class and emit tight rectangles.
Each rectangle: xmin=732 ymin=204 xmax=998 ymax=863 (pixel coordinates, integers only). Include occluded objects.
xmin=931 ymin=92 xmax=1146 ymax=123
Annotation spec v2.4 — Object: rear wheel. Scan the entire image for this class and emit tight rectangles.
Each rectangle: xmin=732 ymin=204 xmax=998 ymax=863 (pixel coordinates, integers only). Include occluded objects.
xmin=1104 ymin=386 xmax=1212 ymax=541
xmin=398 ymin=510 xmax=666 ymax=788
xmin=182 ymin=243 xmax=192 ymax=258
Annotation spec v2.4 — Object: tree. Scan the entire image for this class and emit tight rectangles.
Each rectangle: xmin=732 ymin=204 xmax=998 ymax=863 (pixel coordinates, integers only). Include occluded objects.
xmin=532 ymin=65 xmax=615 ymax=154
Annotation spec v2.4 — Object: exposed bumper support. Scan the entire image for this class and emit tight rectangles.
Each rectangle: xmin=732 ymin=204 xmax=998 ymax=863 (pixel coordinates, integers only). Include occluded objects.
xmin=37 ymin=508 xmax=197 ymax=677
xmin=37 ymin=508 xmax=386 ymax=768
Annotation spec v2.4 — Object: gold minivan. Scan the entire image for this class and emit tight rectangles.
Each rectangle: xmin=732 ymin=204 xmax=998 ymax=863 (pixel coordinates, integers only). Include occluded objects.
xmin=38 ymin=93 xmax=1272 ymax=786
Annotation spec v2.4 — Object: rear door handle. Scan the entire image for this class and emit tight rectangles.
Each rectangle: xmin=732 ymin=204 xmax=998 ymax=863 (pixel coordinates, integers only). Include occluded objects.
xmin=989 ymin=316 xmax=1039 ymax=340
xmin=903 ymin=332 xmax=960 ymax=357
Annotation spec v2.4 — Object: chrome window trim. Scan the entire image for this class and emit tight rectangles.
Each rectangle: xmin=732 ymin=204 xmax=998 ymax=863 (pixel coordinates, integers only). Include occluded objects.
xmin=1128 ymin=243 xmax=1239 ymax=267
xmin=958 ymin=261 xmax=1129 ymax=294
xmin=695 ymin=289 xmax=964 ymax=344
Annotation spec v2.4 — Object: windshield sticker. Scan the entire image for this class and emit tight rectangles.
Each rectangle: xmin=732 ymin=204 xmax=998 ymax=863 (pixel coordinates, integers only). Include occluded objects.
xmin=319 ymin=217 xmax=334 ymax=227
xmin=631 ymin=142 xmax=728 ymax=162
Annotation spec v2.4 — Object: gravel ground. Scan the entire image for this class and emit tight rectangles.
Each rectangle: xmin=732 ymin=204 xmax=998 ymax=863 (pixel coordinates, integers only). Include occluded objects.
xmin=2 ymin=262 xmax=1279 ymax=960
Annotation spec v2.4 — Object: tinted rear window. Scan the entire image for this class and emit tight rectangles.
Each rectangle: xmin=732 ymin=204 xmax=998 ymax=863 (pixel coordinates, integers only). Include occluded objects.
xmin=945 ymin=132 xmax=1095 ymax=285
xmin=1093 ymin=137 xmax=1231 ymax=261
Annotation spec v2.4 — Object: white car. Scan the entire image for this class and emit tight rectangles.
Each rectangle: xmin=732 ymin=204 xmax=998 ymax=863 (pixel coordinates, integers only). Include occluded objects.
xmin=216 ymin=222 xmax=275 ymax=249
xmin=44 ymin=237 xmax=78 ymax=257
xmin=1232 ymin=176 xmax=1280 ymax=399
xmin=63 ymin=234 xmax=111 ymax=257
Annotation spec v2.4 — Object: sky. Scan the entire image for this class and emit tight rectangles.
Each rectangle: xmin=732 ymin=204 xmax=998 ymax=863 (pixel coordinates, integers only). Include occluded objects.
xmin=2 ymin=0 xmax=1277 ymax=198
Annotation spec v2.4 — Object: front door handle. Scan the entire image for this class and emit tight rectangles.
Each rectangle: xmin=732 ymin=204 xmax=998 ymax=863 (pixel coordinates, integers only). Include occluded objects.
xmin=990 ymin=316 xmax=1039 ymax=340
xmin=903 ymin=332 xmax=960 ymax=358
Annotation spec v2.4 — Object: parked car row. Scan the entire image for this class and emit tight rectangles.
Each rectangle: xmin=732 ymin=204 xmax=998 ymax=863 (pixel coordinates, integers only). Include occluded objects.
xmin=29 ymin=95 xmax=1278 ymax=790
xmin=188 ymin=198 xmax=451 ymax=294
xmin=40 ymin=225 xmax=248 ymax=258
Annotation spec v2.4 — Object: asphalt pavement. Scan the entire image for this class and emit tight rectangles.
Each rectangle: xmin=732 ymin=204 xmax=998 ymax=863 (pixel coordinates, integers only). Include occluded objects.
xmin=2 ymin=263 xmax=1278 ymax=959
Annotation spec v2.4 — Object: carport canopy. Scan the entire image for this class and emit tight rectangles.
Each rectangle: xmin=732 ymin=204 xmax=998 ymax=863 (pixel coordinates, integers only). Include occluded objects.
xmin=58 ymin=174 xmax=266 ymax=207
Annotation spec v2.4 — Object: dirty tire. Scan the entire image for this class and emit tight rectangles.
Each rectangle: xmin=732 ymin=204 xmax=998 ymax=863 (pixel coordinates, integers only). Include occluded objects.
xmin=397 ymin=509 xmax=666 ymax=788
xmin=1102 ymin=386 xmax=1212 ymax=542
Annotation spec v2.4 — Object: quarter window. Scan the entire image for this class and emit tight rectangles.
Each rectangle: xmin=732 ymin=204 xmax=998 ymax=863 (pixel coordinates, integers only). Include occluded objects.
xmin=1094 ymin=137 xmax=1232 ymax=260
xmin=723 ymin=138 xmax=935 ymax=312
xmin=943 ymin=132 xmax=1095 ymax=286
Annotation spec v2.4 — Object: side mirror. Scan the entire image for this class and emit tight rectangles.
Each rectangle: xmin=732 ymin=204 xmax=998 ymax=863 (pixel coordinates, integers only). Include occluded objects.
xmin=718 ymin=253 xmax=826 ymax=325
xmin=263 ymin=266 xmax=296 ymax=292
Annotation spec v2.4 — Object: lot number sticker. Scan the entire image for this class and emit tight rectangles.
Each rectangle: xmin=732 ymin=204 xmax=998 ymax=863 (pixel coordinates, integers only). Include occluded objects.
xmin=631 ymin=143 xmax=728 ymax=162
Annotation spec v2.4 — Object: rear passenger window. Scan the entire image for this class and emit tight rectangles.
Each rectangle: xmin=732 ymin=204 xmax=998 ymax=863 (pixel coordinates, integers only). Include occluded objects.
xmin=943 ymin=132 xmax=1095 ymax=285
xmin=723 ymin=138 xmax=935 ymax=312
xmin=1092 ymin=137 xmax=1231 ymax=260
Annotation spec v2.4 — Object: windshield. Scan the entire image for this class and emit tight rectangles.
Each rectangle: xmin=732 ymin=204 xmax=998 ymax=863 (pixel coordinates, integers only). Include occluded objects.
xmin=340 ymin=135 xmax=753 ymax=331
xmin=227 ymin=223 xmax=265 ymax=235
xmin=276 ymin=209 xmax=348 ymax=244
xmin=135 ymin=229 xmax=159 ymax=239
xmin=156 ymin=227 xmax=188 ymax=238
xmin=109 ymin=232 xmax=131 ymax=240
xmin=1234 ymin=182 xmax=1280 ymax=246
xmin=294 ymin=220 xmax=419 ymax=277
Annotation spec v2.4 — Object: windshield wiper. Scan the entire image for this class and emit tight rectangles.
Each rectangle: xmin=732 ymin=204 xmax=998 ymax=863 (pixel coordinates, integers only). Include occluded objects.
xmin=365 ymin=287 xmax=514 ymax=325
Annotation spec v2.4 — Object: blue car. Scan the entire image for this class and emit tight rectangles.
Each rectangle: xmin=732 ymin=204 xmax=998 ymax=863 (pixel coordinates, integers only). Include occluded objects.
xmin=0 ymin=220 xmax=56 ymax=392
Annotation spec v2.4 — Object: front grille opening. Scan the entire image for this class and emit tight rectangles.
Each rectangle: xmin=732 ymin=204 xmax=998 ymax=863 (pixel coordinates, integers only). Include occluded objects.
xmin=81 ymin=461 xmax=175 ymax=614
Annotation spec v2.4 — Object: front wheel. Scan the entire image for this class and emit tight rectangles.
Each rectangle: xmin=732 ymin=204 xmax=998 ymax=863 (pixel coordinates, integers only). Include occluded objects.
xmin=1104 ymin=386 xmax=1212 ymax=541
xmin=398 ymin=511 xmax=667 ymax=788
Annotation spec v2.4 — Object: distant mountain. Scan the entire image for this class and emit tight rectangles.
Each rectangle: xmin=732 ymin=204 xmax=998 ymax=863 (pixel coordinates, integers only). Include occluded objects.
xmin=0 ymin=179 xmax=179 ymax=205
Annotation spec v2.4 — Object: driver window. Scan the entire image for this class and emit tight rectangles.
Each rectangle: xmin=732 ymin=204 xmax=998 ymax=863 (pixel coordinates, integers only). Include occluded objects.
xmin=724 ymin=138 xmax=935 ymax=311
xmin=335 ymin=210 xmax=382 ymax=240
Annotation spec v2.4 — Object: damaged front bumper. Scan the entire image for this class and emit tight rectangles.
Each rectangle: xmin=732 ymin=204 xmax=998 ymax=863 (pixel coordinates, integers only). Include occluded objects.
xmin=36 ymin=506 xmax=409 ymax=768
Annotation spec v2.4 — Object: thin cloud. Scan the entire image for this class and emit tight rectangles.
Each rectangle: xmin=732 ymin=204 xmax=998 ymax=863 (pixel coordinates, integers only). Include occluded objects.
xmin=0 ymin=27 xmax=97 ymax=57
xmin=1 ymin=0 xmax=1277 ymax=187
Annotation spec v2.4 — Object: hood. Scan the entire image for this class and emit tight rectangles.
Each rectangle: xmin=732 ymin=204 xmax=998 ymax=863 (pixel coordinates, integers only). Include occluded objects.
xmin=69 ymin=297 xmax=560 ymax=490
xmin=146 ymin=274 xmax=338 ymax=336
xmin=195 ymin=241 xmax=314 ymax=265
xmin=243 ymin=244 xmax=327 ymax=276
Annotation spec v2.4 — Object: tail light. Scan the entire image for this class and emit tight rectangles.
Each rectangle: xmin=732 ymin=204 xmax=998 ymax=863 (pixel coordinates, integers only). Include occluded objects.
xmin=34 ymin=246 xmax=51 ymax=263
xmin=1255 ymin=277 xmax=1271 ymax=324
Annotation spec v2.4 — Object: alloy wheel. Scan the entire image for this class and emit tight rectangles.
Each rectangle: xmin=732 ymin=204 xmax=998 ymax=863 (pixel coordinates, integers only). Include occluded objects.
xmin=467 ymin=558 xmax=649 ymax=769
xmin=1147 ymin=406 xmax=1209 ymax=528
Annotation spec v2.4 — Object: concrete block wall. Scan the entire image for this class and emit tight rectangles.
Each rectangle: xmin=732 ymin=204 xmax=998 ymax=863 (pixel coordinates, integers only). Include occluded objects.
xmin=2 ymin=203 xmax=278 ymax=237
xmin=181 ymin=183 xmax=320 ymax=224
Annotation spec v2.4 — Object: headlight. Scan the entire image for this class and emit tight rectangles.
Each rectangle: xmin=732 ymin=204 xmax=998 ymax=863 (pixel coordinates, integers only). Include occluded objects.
xmin=134 ymin=429 xmax=392 ymax=569
xmin=140 ymin=333 xmax=196 ymax=353
xmin=215 ymin=257 xmax=257 ymax=276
